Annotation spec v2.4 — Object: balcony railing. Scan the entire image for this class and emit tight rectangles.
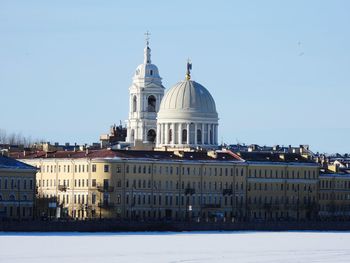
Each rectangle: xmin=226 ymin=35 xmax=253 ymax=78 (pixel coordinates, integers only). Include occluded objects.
xmin=58 ymin=185 xmax=67 ymax=192
xmin=96 ymin=185 xmax=114 ymax=192
xmin=222 ymin=189 xmax=233 ymax=195
xmin=185 ymin=188 xmax=195 ymax=195
xmin=203 ymin=204 xmax=221 ymax=209
xmin=98 ymin=202 xmax=116 ymax=208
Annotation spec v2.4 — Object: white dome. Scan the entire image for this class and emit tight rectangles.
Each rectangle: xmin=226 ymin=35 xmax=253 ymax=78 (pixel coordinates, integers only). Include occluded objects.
xmin=158 ymin=80 xmax=218 ymax=120
xmin=156 ymin=77 xmax=219 ymax=150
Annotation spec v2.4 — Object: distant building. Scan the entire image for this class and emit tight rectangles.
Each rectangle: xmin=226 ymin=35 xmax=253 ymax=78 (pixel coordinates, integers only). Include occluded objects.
xmin=226 ymin=144 xmax=313 ymax=158
xmin=0 ymin=154 xmax=36 ymax=220
xmin=100 ymin=124 xmax=127 ymax=148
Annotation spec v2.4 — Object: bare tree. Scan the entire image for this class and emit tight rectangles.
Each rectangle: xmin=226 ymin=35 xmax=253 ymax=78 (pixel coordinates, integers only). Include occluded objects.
xmin=0 ymin=128 xmax=44 ymax=147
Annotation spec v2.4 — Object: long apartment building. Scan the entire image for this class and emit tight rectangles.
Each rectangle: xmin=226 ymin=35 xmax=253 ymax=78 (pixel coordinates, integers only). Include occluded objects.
xmin=14 ymin=149 xmax=321 ymax=222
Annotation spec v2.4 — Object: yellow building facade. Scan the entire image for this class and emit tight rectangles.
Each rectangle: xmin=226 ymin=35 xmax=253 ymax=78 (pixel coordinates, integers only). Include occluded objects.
xmin=0 ymin=154 xmax=36 ymax=220
xmin=18 ymin=149 xmax=321 ymax=222
xmin=319 ymin=173 xmax=350 ymax=219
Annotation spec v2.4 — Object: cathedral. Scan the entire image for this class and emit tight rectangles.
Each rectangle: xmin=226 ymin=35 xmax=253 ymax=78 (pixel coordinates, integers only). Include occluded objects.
xmin=125 ymin=36 xmax=219 ymax=152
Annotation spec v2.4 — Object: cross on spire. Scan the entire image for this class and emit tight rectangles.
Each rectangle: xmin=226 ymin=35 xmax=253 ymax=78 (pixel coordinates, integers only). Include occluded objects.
xmin=145 ymin=31 xmax=151 ymax=47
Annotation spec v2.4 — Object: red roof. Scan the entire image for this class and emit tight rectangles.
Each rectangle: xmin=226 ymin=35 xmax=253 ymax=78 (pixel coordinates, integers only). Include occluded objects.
xmin=10 ymin=149 xmax=242 ymax=162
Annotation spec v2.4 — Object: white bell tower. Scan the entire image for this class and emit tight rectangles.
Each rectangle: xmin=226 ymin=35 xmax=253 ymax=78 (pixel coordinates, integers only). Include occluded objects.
xmin=126 ymin=32 xmax=165 ymax=147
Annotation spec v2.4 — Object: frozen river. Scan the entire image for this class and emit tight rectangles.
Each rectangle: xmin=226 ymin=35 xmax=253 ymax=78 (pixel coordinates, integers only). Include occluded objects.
xmin=0 ymin=231 xmax=350 ymax=263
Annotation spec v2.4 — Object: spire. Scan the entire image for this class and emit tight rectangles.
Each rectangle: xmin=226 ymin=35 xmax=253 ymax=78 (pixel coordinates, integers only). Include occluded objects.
xmin=144 ymin=31 xmax=151 ymax=64
xmin=185 ymin=59 xmax=192 ymax=80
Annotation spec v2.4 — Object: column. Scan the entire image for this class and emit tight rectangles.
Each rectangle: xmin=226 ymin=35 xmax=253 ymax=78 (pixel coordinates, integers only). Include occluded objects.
xmin=135 ymin=125 xmax=139 ymax=143
xmin=186 ymin=123 xmax=190 ymax=145
xmin=159 ymin=124 xmax=163 ymax=144
xmin=207 ymin=124 xmax=210 ymax=145
xmin=178 ymin=123 xmax=182 ymax=145
xmin=201 ymin=123 xmax=204 ymax=145
xmin=194 ymin=123 xmax=198 ymax=145
xmin=165 ymin=123 xmax=169 ymax=145
xmin=156 ymin=124 xmax=160 ymax=145
xmin=171 ymin=123 xmax=175 ymax=146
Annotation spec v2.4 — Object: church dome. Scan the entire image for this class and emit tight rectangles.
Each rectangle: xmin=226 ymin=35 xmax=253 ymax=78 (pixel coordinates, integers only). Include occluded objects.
xmin=158 ymin=80 xmax=218 ymax=120
xmin=156 ymin=62 xmax=219 ymax=150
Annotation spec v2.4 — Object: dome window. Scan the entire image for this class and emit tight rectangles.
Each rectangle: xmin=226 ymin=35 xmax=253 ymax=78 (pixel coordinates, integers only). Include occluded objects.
xmin=168 ymin=129 xmax=172 ymax=144
xmin=150 ymin=70 xmax=153 ymax=75
xmin=197 ymin=129 xmax=202 ymax=144
xmin=182 ymin=129 xmax=187 ymax=144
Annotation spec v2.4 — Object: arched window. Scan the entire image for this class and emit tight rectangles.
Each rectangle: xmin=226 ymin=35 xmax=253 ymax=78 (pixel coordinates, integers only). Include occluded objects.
xmin=130 ymin=129 xmax=135 ymax=142
xmin=210 ymin=129 xmax=213 ymax=144
xmin=168 ymin=129 xmax=172 ymax=144
xmin=182 ymin=129 xmax=187 ymax=144
xmin=147 ymin=95 xmax=156 ymax=112
xmin=9 ymin=194 xmax=15 ymax=201
xmin=132 ymin=96 xmax=137 ymax=112
xmin=197 ymin=129 xmax=202 ymax=144
xmin=147 ymin=129 xmax=156 ymax=143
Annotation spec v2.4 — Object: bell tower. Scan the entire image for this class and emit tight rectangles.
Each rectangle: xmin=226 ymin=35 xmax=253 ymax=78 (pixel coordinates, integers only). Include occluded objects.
xmin=126 ymin=32 xmax=165 ymax=147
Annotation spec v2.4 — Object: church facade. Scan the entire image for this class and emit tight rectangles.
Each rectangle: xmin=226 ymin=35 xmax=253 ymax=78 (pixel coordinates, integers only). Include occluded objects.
xmin=126 ymin=38 xmax=218 ymax=151
xmin=125 ymin=38 xmax=165 ymax=148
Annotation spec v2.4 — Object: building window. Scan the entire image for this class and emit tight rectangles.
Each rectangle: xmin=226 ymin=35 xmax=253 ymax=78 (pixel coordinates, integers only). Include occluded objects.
xmin=92 ymin=179 xmax=97 ymax=187
xmin=92 ymin=164 xmax=96 ymax=172
xmin=92 ymin=193 xmax=96 ymax=204
xmin=133 ymin=95 xmax=137 ymax=112
xmin=147 ymin=129 xmax=156 ymax=143
xmin=147 ymin=95 xmax=156 ymax=112
xmin=130 ymin=129 xmax=135 ymax=142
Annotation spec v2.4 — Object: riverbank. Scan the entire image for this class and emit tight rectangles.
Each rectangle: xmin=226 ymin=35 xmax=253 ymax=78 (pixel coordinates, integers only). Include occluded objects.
xmin=1 ymin=220 xmax=349 ymax=232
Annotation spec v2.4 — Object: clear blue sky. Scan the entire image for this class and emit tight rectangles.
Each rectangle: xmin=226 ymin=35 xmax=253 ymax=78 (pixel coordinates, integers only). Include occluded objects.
xmin=1 ymin=0 xmax=349 ymax=154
